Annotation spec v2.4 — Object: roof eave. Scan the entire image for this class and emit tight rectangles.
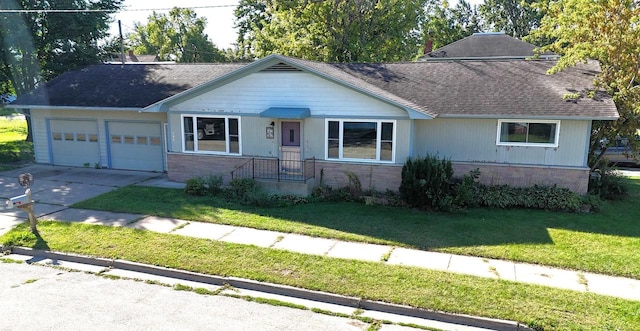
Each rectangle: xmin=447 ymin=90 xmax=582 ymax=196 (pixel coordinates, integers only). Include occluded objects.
xmin=438 ymin=114 xmax=619 ymax=121
xmin=4 ymin=104 xmax=143 ymax=111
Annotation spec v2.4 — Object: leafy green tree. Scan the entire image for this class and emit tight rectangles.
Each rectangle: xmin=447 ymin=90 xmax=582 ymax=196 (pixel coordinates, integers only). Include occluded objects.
xmin=246 ymin=0 xmax=427 ymax=62
xmin=234 ymin=0 xmax=269 ymax=59
xmin=479 ymin=0 xmax=543 ymax=38
xmin=422 ymin=0 xmax=481 ymax=51
xmin=129 ymin=8 xmax=225 ymax=63
xmin=0 ymin=0 xmax=122 ymax=141
xmin=530 ymin=0 xmax=640 ymax=166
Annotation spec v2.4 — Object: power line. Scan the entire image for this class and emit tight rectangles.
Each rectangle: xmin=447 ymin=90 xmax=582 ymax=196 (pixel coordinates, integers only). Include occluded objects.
xmin=0 ymin=5 xmax=236 ymax=13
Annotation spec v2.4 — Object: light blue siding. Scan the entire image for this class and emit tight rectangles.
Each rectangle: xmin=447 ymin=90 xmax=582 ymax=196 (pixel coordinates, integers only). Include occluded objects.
xmin=414 ymin=118 xmax=590 ymax=167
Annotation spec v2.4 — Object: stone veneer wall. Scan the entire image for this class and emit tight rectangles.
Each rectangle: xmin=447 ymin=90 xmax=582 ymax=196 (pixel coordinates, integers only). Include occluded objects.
xmin=168 ymin=153 xmax=589 ymax=194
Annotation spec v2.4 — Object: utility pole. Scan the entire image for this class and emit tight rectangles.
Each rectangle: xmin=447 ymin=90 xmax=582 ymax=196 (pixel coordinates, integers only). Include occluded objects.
xmin=119 ymin=19 xmax=125 ymax=65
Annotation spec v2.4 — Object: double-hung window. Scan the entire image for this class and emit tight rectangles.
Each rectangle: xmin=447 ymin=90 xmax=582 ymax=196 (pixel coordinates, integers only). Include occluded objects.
xmin=326 ymin=119 xmax=395 ymax=162
xmin=497 ymin=120 xmax=560 ymax=147
xmin=182 ymin=115 xmax=240 ymax=154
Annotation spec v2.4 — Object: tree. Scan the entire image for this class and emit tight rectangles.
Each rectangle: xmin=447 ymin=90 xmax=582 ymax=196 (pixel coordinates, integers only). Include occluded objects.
xmin=234 ymin=0 xmax=270 ymax=59
xmin=530 ymin=0 xmax=640 ymax=167
xmin=0 ymin=0 xmax=122 ymax=141
xmin=129 ymin=8 xmax=225 ymax=63
xmin=422 ymin=0 xmax=481 ymax=51
xmin=244 ymin=0 xmax=427 ymax=62
xmin=479 ymin=0 xmax=543 ymax=38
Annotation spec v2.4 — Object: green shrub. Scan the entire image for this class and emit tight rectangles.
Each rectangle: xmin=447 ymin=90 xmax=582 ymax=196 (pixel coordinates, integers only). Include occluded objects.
xmin=473 ymin=184 xmax=582 ymax=212
xmin=400 ymin=155 xmax=467 ymax=211
xmin=204 ymin=175 xmax=224 ymax=196
xmin=227 ymin=178 xmax=259 ymax=200
xmin=589 ymin=169 xmax=628 ymax=200
xmin=184 ymin=177 xmax=207 ymax=196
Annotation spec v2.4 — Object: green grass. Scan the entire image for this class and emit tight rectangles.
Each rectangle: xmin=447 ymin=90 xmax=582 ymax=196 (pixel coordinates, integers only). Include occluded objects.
xmin=2 ymin=221 xmax=639 ymax=330
xmin=73 ymin=178 xmax=640 ymax=278
xmin=0 ymin=117 xmax=33 ymax=166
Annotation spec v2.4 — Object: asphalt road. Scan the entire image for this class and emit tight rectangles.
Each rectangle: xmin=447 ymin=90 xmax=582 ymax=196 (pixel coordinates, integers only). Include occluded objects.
xmin=0 ymin=262 xmax=374 ymax=331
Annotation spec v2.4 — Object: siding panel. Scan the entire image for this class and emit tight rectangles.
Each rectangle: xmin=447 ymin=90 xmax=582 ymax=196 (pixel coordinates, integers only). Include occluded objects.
xmin=415 ymin=118 xmax=589 ymax=167
xmin=169 ymin=72 xmax=408 ymax=118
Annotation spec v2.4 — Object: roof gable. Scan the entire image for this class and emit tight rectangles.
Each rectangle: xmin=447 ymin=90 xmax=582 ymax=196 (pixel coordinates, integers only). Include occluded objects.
xmin=143 ymin=54 xmax=435 ymax=119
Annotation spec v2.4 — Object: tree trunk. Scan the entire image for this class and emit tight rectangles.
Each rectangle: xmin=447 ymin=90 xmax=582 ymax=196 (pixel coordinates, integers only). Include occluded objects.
xmin=23 ymin=108 xmax=32 ymax=142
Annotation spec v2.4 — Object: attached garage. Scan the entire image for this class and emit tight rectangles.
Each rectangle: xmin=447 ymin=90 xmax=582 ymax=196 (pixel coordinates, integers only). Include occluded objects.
xmin=106 ymin=121 xmax=164 ymax=171
xmin=48 ymin=119 xmax=100 ymax=167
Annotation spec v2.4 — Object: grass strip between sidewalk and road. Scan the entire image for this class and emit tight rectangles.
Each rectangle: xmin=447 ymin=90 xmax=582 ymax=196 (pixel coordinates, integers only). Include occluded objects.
xmin=2 ymin=221 xmax=639 ymax=330
xmin=73 ymin=178 xmax=640 ymax=279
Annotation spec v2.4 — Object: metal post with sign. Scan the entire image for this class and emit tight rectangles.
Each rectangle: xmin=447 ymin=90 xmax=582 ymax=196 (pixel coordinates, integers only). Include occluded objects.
xmin=5 ymin=173 xmax=37 ymax=233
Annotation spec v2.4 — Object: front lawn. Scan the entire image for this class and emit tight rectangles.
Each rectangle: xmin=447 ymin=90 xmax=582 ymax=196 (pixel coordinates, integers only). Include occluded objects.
xmin=73 ymin=178 xmax=640 ymax=279
xmin=2 ymin=221 xmax=639 ymax=330
xmin=0 ymin=116 xmax=33 ymax=168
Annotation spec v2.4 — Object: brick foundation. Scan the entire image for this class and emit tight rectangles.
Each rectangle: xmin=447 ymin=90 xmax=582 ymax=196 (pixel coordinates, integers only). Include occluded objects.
xmin=167 ymin=153 xmax=590 ymax=194
xmin=453 ymin=163 xmax=589 ymax=194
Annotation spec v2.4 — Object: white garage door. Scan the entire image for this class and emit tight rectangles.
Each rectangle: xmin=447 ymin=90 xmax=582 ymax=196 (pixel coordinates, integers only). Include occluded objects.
xmin=49 ymin=119 xmax=100 ymax=167
xmin=107 ymin=121 xmax=164 ymax=171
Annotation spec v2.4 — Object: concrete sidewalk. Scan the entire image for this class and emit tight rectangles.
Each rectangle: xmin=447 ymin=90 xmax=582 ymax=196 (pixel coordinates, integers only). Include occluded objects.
xmin=2 ymin=205 xmax=638 ymax=302
xmin=0 ymin=164 xmax=639 ymax=303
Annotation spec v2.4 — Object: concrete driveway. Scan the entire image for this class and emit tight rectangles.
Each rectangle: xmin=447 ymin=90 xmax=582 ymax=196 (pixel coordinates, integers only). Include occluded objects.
xmin=0 ymin=164 xmax=164 ymax=233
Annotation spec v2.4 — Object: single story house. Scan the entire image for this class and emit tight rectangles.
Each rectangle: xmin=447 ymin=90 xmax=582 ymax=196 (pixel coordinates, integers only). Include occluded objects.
xmin=8 ymin=54 xmax=618 ymax=194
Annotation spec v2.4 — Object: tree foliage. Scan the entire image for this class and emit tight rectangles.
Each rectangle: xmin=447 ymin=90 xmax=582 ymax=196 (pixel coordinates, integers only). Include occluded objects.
xmin=234 ymin=0 xmax=270 ymax=59
xmin=422 ymin=0 xmax=481 ymax=51
xmin=129 ymin=8 xmax=225 ymax=63
xmin=530 ymin=0 xmax=640 ymax=166
xmin=0 ymin=0 xmax=121 ymax=141
xmin=241 ymin=0 xmax=427 ymax=62
xmin=0 ymin=0 xmax=121 ymax=95
xmin=479 ymin=0 xmax=543 ymax=38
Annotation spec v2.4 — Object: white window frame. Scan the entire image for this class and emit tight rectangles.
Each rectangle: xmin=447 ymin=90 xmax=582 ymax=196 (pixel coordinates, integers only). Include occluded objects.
xmin=496 ymin=119 xmax=560 ymax=148
xmin=181 ymin=115 xmax=242 ymax=155
xmin=325 ymin=119 xmax=396 ymax=163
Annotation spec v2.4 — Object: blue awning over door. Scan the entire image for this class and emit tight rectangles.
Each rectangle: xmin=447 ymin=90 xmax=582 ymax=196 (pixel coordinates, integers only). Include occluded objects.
xmin=260 ymin=107 xmax=311 ymax=119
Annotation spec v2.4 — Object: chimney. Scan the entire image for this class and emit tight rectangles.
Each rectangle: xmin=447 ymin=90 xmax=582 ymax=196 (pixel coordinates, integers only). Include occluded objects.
xmin=423 ymin=39 xmax=433 ymax=55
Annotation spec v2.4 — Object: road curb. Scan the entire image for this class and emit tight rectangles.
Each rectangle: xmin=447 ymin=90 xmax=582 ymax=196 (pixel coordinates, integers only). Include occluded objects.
xmin=9 ymin=246 xmax=531 ymax=331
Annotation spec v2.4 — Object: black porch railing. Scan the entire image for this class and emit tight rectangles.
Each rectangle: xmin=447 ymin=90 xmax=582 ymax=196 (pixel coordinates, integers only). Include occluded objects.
xmin=231 ymin=157 xmax=315 ymax=182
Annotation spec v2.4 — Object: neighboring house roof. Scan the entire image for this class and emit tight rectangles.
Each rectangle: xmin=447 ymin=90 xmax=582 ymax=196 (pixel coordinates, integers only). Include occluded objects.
xmin=421 ymin=32 xmax=556 ymax=60
xmin=9 ymin=54 xmax=617 ymax=120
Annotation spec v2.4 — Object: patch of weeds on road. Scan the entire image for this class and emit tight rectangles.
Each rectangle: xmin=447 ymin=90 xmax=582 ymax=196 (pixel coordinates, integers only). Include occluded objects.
xmin=235 ymin=295 xmax=309 ymax=311
xmin=23 ymin=278 xmax=38 ymax=284
xmin=397 ymin=322 xmax=441 ymax=331
xmin=0 ymin=258 xmax=24 ymax=264
xmin=352 ymin=308 xmax=365 ymax=316
xmin=173 ymin=283 xmax=193 ymax=292
xmin=98 ymin=273 xmax=122 ymax=281
xmin=311 ymin=308 xmax=351 ymax=318
xmin=193 ymin=287 xmax=216 ymax=295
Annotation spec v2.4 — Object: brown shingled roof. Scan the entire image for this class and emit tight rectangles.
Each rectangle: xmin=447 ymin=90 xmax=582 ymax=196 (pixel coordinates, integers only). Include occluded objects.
xmin=11 ymin=56 xmax=617 ymax=120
